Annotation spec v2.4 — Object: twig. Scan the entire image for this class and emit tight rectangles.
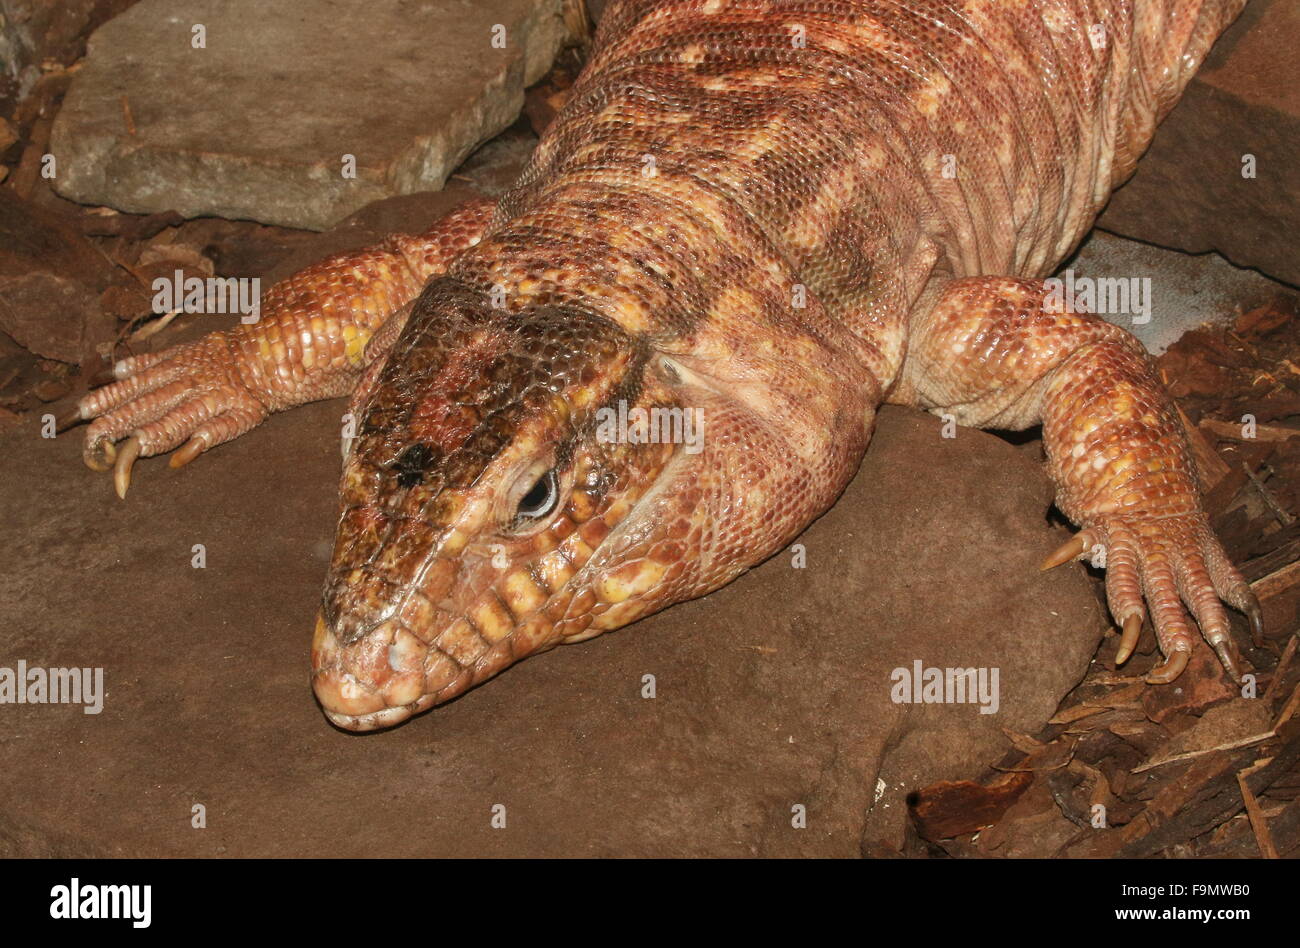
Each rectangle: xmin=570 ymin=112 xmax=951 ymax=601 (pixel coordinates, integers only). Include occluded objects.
xmin=120 ymin=94 xmax=136 ymax=136
xmin=1200 ymin=418 xmax=1300 ymax=443
xmin=1133 ymin=730 xmax=1276 ymax=773
xmin=1275 ymin=680 xmax=1300 ymax=731
xmin=1264 ymin=635 xmax=1297 ymax=702
xmin=1236 ymin=764 xmax=1280 ymax=858
xmin=126 ymin=308 xmax=181 ymax=344
xmin=1243 ymin=463 xmax=1295 ymax=526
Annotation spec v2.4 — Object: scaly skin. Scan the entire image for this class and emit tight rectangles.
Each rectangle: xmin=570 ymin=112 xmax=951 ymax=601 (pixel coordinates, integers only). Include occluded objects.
xmin=66 ymin=0 xmax=1261 ymax=730
xmin=73 ymin=198 xmax=496 ymax=481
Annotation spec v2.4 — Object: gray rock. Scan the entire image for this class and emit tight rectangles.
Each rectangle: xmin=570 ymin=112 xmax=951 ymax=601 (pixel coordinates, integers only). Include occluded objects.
xmin=1066 ymin=230 xmax=1296 ymax=355
xmin=0 ymin=398 xmax=1104 ymax=856
xmin=49 ymin=0 xmax=571 ymax=230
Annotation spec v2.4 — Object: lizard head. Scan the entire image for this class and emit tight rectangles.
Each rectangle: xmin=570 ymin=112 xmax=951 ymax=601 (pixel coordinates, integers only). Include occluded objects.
xmin=311 ymin=278 xmax=703 ymax=730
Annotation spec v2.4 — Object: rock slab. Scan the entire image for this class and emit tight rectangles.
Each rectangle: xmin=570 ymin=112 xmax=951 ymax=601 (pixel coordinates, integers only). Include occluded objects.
xmin=0 ymin=398 xmax=1104 ymax=857
xmin=49 ymin=0 xmax=569 ymax=229
xmin=1098 ymin=0 xmax=1300 ymax=287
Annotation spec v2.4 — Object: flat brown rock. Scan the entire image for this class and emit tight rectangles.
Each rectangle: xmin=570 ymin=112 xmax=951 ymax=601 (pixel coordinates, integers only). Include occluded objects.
xmin=49 ymin=0 xmax=570 ymax=229
xmin=0 ymin=396 xmax=1104 ymax=856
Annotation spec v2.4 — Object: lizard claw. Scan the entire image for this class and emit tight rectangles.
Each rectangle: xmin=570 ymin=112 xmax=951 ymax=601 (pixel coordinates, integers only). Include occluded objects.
xmin=168 ymin=436 xmax=206 ymax=470
xmin=1242 ymin=589 xmax=1265 ymax=648
xmin=114 ymin=435 xmax=141 ymax=499
xmin=1115 ymin=613 xmax=1142 ymax=665
xmin=1050 ymin=513 xmax=1257 ymax=684
xmin=1040 ymin=532 xmax=1090 ymax=571
xmin=1209 ymin=637 xmax=1242 ymax=683
xmin=85 ymin=434 xmax=117 ymax=472
xmin=1147 ymin=647 xmax=1191 ymax=684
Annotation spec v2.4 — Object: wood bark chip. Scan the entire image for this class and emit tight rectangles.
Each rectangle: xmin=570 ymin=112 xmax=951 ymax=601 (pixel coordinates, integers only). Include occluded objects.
xmin=908 ymin=772 xmax=1035 ymax=841
xmin=1201 ymin=417 xmax=1300 ymax=443
xmin=1264 ymin=634 xmax=1297 ymax=701
xmin=1236 ymin=762 xmax=1280 ymax=857
xmin=1115 ymin=719 xmax=1300 ymax=858
xmin=1243 ymin=462 xmax=1296 ymax=526
xmin=1180 ymin=404 xmax=1231 ymax=490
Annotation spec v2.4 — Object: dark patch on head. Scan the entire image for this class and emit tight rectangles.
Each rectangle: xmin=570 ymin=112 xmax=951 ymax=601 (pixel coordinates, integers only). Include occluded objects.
xmin=394 ymin=442 xmax=436 ymax=488
xmin=353 ymin=276 xmax=655 ymax=511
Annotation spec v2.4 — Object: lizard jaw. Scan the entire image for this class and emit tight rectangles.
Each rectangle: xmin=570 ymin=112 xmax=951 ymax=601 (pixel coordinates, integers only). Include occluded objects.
xmin=320 ymin=702 xmax=427 ymax=732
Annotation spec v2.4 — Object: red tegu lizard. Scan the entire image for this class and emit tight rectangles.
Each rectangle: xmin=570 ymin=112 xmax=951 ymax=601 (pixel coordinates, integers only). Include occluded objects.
xmin=62 ymin=0 xmax=1262 ymax=730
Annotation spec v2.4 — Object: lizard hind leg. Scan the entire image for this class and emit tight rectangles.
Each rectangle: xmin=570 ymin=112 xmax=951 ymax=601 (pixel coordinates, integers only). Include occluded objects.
xmin=895 ymin=275 xmax=1260 ymax=684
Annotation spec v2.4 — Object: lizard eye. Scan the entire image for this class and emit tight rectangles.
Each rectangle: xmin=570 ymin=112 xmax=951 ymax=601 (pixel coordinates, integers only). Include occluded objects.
xmin=516 ymin=469 xmax=559 ymax=520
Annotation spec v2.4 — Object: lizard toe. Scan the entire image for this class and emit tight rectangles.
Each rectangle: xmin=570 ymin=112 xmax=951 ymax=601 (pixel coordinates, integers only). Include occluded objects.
xmin=1175 ymin=545 xmax=1241 ymax=681
xmin=1099 ymin=522 xmax=1146 ymax=665
xmin=1132 ymin=532 xmax=1197 ymax=683
xmin=78 ymin=355 xmax=186 ymax=424
xmin=1081 ymin=512 xmax=1250 ymax=684
xmin=107 ymin=388 xmax=267 ymax=498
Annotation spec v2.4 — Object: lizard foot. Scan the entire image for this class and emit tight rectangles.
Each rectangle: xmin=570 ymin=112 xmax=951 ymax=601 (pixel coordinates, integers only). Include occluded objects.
xmin=1042 ymin=512 xmax=1263 ymax=684
xmin=65 ymin=333 xmax=268 ymax=498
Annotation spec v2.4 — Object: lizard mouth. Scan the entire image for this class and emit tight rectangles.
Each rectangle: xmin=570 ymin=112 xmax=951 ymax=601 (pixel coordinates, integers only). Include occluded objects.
xmin=319 ymin=702 xmax=428 ymax=732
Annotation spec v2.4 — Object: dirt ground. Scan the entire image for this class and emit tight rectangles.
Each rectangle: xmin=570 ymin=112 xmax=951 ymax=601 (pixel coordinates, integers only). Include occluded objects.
xmin=1 ymin=399 xmax=1113 ymax=857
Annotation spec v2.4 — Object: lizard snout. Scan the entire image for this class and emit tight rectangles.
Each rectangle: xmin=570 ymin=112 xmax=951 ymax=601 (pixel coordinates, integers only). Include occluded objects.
xmin=312 ymin=613 xmax=433 ymax=731
xmin=310 ymin=549 xmax=541 ymax=730
xmin=311 ymin=610 xmax=473 ymax=732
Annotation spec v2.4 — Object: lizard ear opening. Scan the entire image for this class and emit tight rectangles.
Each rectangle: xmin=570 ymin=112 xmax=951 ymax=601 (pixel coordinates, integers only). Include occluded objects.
xmin=658 ymin=356 xmax=683 ymax=386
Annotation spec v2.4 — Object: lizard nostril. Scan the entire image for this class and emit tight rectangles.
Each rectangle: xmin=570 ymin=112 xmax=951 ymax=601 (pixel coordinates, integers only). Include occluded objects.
xmin=322 ymin=579 xmax=393 ymax=646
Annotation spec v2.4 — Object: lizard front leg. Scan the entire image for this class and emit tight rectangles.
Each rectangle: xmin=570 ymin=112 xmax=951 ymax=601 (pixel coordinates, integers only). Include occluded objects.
xmin=64 ymin=197 xmax=496 ymax=497
xmin=893 ymin=276 xmax=1262 ymax=683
